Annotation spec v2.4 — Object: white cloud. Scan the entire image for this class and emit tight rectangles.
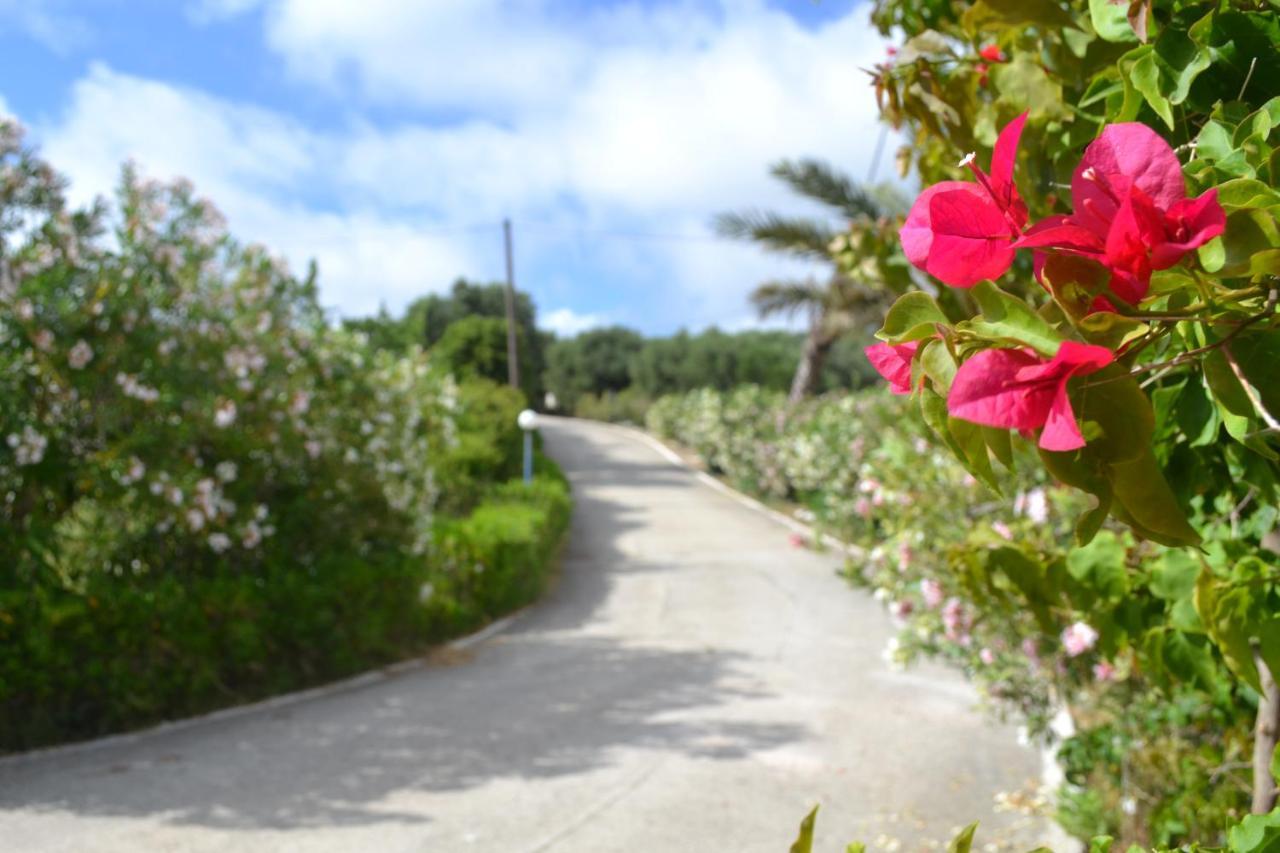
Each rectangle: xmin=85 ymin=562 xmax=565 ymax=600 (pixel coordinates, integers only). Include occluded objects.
xmin=39 ymin=65 xmax=483 ymax=318
xmin=0 ymin=1 xmax=91 ymax=54
xmin=33 ymin=1 xmax=897 ymax=328
xmin=541 ymin=307 xmax=607 ymax=338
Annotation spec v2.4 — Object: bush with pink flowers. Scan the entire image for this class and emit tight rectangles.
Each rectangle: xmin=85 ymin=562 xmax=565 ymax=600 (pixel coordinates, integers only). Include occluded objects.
xmin=0 ymin=123 xmax=570 ymax=750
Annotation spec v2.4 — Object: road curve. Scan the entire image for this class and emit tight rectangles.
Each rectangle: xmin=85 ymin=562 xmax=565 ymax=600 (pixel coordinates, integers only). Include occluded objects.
xmin=0 ymin=416 xmax=1051 ymax=852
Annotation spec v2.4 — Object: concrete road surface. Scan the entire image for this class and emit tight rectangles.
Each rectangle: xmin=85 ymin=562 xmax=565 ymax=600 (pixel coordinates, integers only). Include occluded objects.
xmin=0 ymin=416 xmax=1054 ymax=852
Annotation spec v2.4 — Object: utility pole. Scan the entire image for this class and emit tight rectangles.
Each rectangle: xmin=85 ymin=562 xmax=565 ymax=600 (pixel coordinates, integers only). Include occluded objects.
xmin=502 ymin=218 xmax=520 ymax=390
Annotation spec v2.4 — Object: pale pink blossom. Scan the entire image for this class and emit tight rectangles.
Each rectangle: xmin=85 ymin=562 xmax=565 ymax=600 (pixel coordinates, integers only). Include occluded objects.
xmin=992 ymin=521 xmax=1013 ymax=540
xmin=980 ymin=647 xmax=996 ymax=665
xmin=920 ymin=579 xmax=944 ymax=609
xmin=67 ymin=339 xmax=93 ymax=369
xmin=1062 ymin=621 xmax=1099 ymax=657
xmin=1092 ymin=660 xmax=1116 ymax=681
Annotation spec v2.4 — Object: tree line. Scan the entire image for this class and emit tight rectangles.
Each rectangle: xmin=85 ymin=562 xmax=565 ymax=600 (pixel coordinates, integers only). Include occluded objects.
xmin=344 ymin=278 xmax=880 ymax=417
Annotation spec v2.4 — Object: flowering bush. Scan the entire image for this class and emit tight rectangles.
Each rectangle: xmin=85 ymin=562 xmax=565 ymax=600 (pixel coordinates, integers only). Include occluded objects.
xmin=649 ymin=384 xmax=1265 ymax=843
xmin=852 ymin=0 xmax=1279 ymax=844
xmin=0 ymin=122 xmax=570 ymax=750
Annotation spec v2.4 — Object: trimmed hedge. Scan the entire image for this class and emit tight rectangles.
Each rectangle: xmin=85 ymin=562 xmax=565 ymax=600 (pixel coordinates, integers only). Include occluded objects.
xmin=0 ymin=470 xmax=571 ymax=753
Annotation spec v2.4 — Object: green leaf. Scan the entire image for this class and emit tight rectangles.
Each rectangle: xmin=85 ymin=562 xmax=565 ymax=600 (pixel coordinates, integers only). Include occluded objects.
xmin=1204 ymin=348 xmax=1278 ymax=459
xmin=1077 ymin=312 xmax=1148 ymax=351
xmin=964 ymin=281 xmax=1063 ymax=356
xmin=1067 ymin=530 xmax=1129 ymax=602
xmin=1130 ymin=47 xmax=1173 ymax=129
xmin=846 ymin=845 xmax=867 ymax=853
xmin=948 ymin=823 xmax=979 ymax=853
xmin=878 ymin=292 xmax=948 ymax=343
xmin=1039 ymin=449 xmax=1113 ymax=546
xmin=1220 ymin=210 xmax=1280 ymax=276
xmin=1230 ymin=331 xmax=1280 ymax=424
xmin=1089 ymin=0 xmax=1135 ymax=42
xmin=951 ymin=417 xmax=1002 ymax=493
xmin=1150 ymin=549 xmax=1200 ymax=600
xmin=918 ymin=339 xmax=957 ymax=394
xmin=974 ymin=0 xmax=1075 ymax=28
xmin=1226 ymin=806 xmax=1280 ymax=853
xmin=1073 ymin=370 xmax=1154 ymax=464
xmin=1215 ymin=178 xmax=1280 ymax=210
xmin=1109 ymin=448 xmax=1202 ymax=546
xmin=1088 ymin=835 xmax=1114 ymax=853
xmin=990 ymin=54 xmax=1068 ymax=121
xmin=1197 ymin=236 xmax=1226 ymax=274
xmin=790 ymin=806 xmax=819 ymax=853
xmin=1196 ymin=569 xmax=1261 ymax=691
xmin=989 ymin=547 xmax=1057 ymax=631
xmin=983 ymin=425 xmax=1014 ymax=469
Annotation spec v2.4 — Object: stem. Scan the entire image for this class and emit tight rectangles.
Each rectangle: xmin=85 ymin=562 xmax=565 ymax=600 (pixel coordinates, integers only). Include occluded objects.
xmin=1255 ymin=647 xmax=1280 ymax=814
xmin=1082 ymin=287 xmax=1279 ymax=388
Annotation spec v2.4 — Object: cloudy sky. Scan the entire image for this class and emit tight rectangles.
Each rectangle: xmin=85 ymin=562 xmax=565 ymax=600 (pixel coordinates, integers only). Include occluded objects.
xmin=0 ymin=0 xmax=893 ymax=336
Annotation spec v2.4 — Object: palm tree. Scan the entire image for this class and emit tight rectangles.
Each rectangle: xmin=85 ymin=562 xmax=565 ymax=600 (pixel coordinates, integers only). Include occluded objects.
xmin=715 ymin=159 xmax=900 ymax=404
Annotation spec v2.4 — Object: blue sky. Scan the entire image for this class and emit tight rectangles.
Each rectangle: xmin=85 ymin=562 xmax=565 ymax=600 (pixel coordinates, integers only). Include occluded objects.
xmin=0 ymin=0 xmax=890 ymax=336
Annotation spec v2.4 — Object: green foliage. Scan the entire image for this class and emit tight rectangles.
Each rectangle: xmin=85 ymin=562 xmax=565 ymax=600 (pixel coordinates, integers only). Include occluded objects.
xmin=349 ymin=279 xmax=548 ymax=405
xmin=544 ymin=325 xmax=644 ymax=411
xmin=649 ymin=385 xmax=1267 ymax=844
xmin=0 ymin=124 xmax=572 ymax=752
xmin=0 ymin=472 xmax=570 ymax=752
xmin=573 ymin=388 xmax=653 ymax=425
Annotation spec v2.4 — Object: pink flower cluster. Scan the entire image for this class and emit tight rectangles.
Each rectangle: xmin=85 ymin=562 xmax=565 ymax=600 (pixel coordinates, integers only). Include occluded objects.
xmin=867 ymin=117 xmax=1225 ymax=452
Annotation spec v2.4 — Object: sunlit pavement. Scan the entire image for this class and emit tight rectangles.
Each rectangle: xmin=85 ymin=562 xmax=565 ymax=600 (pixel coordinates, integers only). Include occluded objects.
xmin=0 ymin=417 xmax=1055 ymax=852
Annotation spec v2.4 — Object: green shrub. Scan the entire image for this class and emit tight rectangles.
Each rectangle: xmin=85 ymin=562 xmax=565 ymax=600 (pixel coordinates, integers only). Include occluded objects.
xmin=573 ymin=387 xmax=652 ymax=424
xmin=0 ymin=125 xmax=573 ymax=753
xmin=0 ymin=470 xmax=571 ymax=752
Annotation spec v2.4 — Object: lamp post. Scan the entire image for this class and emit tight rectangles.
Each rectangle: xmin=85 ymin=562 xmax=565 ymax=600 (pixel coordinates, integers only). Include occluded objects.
xmin=517 ymin=409 xmax=538 ymax=484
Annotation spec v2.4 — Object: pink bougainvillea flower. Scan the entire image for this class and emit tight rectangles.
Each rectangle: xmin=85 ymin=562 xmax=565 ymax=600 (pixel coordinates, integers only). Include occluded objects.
xmin=946 ymin=341 xmax=1114 ymax=451
xmin=1013 ymin=122 xmax=1225 ymax=304
xmin=864 ymin=340 xmax=920 ymax=395
xmin=979 ymin=43 xmax=1007 ymax=63
xmin=900 ymin=113 xmax=1028 ymax=287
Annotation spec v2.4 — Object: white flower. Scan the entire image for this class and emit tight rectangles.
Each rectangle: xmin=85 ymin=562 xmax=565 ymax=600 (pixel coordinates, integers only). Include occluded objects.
xmin=8 ymin=426 xmax=47 ymax=466
xmin=215 ymin=461 xmax=238 ymax=483
xmin=214 ymin=399 xmax=237 ymax=428
xmin=208 ymin=533 xmax=232 ymax=553
xmin=32 ymin=328 xmax=54 ymax=352
xmin=1062 ymin=621 xmax=1099 ymax=657
xmin=67 ymin=339 xmax=93 ymax=369
xmin=14 ymin=299 xmax=34 ymax=321
xmin=241 ymin=521 xmax=262 ymax=549
xmin=304 ymin=440 xmax=322 ymax=459
xmin=1025 ymin=488 xmax=1048 ymax=524
xmin=418 ymin=582 xmax=435 ymax=604
xmin=120 ymin=457 xmax=146 ymax=485
xmin=186 ymin=508 xmax=206 ymax=531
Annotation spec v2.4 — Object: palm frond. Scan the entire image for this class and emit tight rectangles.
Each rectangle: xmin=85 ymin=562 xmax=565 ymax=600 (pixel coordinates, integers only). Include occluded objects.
xmin=770 ymin=159 xmax=883 ymax=221
xmin=713 ymin=211 xmax=835 ymax=261
xmin=749 ymin=279 xmax=825 ymax=319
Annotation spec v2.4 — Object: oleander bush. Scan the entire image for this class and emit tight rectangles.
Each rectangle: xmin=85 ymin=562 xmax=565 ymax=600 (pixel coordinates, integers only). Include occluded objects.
xmin=0 ymin=121 xmax=571 ymax=751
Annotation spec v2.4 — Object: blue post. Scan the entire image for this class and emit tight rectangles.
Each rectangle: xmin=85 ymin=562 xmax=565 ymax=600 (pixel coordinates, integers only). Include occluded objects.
xmin=523 ymin=429 xmax=533 ymax=484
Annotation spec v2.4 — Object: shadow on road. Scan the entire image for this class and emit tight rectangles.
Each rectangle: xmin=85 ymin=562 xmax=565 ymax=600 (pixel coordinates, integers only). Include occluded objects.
xmin=0 ymin=418 xmax=807 ymax=832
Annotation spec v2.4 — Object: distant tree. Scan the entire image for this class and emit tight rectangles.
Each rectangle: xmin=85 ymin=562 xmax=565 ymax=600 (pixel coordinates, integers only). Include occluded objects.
xmin=544 ymin=326 xmax=644 ymax=411
xmin=433 ymin=316 xmax=521 ymax=389
xmin=715 ymin=159 xmax=902 ymax=404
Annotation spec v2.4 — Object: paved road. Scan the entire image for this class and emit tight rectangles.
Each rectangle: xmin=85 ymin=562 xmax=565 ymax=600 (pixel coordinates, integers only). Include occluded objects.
xmin=0 ymin=417 xmax=1052 ymax=852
